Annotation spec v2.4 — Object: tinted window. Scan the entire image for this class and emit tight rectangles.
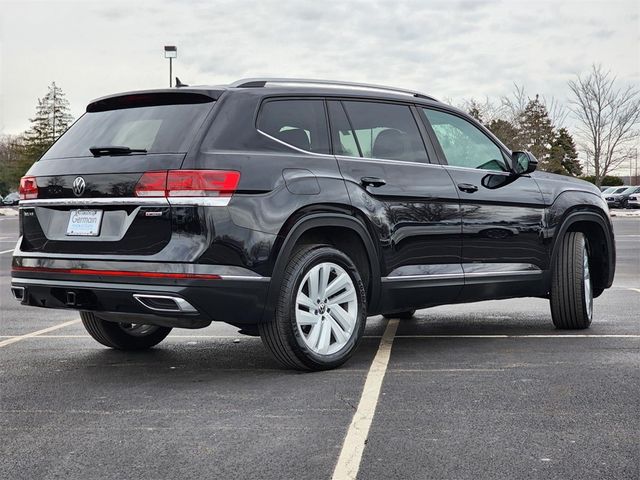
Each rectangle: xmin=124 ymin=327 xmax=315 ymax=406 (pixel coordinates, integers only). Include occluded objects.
xmin=423 ymin=109 xmax=507 ymax=171
xmin=257 ymin=99 xmax=330 ymax=154
xmin=43 ymin=97 xmax=214 ymax=160
xmin=327 ymin=101 xmax=360 ymax=157
xmin=341 ymin=101 xmax=428 ymax=162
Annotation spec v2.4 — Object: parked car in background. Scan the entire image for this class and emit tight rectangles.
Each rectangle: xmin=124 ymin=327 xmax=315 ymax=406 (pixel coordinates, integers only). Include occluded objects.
xmin=10 ymin=78 xmax=616 ymax=371
xmin=601 ymin=186 xmax=625 ymax=195
xmin=604 ymin=186 xmax=640 ymax=209
xmin=2 ymin=192 xmax=20 ymax=206
xmin=627 ymin=192 xmax=640 ymax=209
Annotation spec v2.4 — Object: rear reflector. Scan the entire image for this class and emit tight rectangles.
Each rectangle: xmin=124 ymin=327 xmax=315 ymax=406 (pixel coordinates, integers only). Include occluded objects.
xmin=19 ymin=176 xmax=38 ymax=200
xmin=134 ymin=170 xmax=240 ymax=198
xmin=12 ymin=265 xmax=221 ymax=280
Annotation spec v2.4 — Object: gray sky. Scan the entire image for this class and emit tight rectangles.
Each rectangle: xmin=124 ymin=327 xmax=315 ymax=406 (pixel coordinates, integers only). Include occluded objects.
xmin=1 ymin=0 xmax=638 ymax=136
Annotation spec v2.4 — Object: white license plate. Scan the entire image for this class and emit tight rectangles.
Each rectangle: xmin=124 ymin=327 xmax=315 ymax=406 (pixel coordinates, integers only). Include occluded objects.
xmin=66 ymin=209 xmax=103 ymax=236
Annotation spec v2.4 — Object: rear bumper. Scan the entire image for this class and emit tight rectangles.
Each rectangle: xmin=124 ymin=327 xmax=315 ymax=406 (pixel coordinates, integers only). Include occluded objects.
xmin=11 ymin=268 xmax=270 ymax=329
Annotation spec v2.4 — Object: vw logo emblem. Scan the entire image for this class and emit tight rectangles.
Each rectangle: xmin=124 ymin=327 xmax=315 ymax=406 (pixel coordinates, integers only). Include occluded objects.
xmin=72 ymin=176 xmax=86 ymax=197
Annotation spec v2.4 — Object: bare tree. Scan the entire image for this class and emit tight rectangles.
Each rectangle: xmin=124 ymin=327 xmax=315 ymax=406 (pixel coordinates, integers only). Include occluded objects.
xmin=501 ymin=83 xmax=568 ymax=127
xmin=568 ymin=64 xmax=640 ymax=186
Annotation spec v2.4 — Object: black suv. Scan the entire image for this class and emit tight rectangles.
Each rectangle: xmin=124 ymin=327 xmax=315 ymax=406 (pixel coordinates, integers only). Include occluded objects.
xmin=10 ymin=78 xmax=616 ymax=370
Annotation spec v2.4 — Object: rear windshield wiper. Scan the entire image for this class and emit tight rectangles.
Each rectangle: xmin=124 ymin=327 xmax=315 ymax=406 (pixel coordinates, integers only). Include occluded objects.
xmin=89 ymin=146 xmax=147 ymax=156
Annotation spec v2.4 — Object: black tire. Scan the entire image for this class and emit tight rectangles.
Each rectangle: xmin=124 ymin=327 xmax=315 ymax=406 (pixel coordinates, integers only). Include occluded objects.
xmin=383 ymin=310 xmax=416 ymax=320
xmin=550 ymin=231 xmax=593 ymax=329
xmin=80 ymin=311 xmax=172 ymax=350
xmin=259 ymin=245 xmax=367 ymax=371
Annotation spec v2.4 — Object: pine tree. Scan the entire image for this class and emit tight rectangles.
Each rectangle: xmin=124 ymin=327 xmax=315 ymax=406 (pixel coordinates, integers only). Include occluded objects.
xmin=24 ymin=82 xmax=73 ymax=159
xmin=549 ymin=128 xmax=582 ymax=176
xmin=515 ymin=95 xmax=556 ymax=172
xmin=487 ymin=118 xmax=520 ymax=151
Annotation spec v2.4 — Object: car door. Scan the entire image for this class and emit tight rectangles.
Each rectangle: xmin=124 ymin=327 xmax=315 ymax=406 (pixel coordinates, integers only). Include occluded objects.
xmin=420 ymin=107 xmax=548 ymax=301
xmin=326 ymin=99 xmax=463 ymax=312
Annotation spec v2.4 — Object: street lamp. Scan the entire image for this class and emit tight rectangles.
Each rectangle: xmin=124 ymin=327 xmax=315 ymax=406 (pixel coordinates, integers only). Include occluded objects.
xmin=164 ymin=45 xmax=177 ymax=87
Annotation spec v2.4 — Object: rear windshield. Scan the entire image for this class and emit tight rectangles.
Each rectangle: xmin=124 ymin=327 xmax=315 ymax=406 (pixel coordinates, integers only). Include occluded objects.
xmin=42 ymin=93 xmax=214 ymax=160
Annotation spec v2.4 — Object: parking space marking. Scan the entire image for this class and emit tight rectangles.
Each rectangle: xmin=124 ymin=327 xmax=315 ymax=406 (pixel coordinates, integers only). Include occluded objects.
xmin=0 ymin=319 xmax=80 ymax=348
xmin=332 ymin=318 xmax=399 ymax=480
xmin=5 ymin=333 xmax=640 ymax=340
xmin=629 ymin=288 xmax=640 ymax=294
xmin=0 ymin=248 xmax=15 ymax=255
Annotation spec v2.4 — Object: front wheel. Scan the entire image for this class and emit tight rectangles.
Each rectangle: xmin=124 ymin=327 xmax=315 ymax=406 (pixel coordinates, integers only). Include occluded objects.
xmin=549 ymin=232 xmax=593 ymax=329
xmin=259 ymin=245 xmax=367 ymax=371
xmin=80 ymin=312 xmax=172 ymax=350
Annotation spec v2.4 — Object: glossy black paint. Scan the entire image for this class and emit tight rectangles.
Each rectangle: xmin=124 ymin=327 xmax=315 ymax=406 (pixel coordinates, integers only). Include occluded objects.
xmin=11 ymin=83 xmax=615 ymax=329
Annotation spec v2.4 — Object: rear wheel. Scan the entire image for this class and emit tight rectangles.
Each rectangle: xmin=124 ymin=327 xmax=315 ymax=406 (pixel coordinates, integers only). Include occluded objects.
xmin=383 ymin=310 xmax=416 ymax=320
xmin=259 ymin=245 xmax=367 ymax=371
xmin=550 ymin=232 xmax=593 ymax=329
xmin=80 ymin=311 xmax=172 ymax=350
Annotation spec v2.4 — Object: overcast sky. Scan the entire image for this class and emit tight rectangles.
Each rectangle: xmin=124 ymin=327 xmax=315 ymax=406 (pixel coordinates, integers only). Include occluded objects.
xmin=0 ymin=0 xmax=638 ymax=136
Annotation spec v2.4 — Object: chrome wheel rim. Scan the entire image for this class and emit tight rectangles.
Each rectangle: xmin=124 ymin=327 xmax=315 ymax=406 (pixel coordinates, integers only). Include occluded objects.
xmin=295 ymin=262 xmax=358 ymax=355
xmin=583 ymin=242 xmax=593 ymax=320
xmin=118 ymin=323 xmax=160 ymax=337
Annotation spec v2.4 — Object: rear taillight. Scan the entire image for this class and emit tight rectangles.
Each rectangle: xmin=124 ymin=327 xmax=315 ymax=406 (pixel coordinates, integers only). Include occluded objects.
xmin=19 ymin=176 xmax=38 ymax=200
xmin=134 ymin=170 xmax=240 ymax=198
xmin=167 ymin=170 xmax=240 ymax=197
xmin=134 ymin=171 xmax=168 ymax=197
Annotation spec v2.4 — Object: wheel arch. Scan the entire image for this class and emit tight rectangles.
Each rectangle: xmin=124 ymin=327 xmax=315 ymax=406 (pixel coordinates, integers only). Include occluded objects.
xmin=551 ymin=210 xmax=615 ymax=296
xmin=261 ymin=212 xmax=382 ymax=322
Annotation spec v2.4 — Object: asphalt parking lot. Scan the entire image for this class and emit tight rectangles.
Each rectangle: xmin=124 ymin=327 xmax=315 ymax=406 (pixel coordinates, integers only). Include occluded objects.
xmin=1 ymin=214 xmax=638 ymax=480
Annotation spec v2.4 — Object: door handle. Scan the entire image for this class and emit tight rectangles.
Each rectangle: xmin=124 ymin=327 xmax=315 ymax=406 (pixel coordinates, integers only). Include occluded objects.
xmin=361 ymin=177 xmax=386 ymax=188
xmin=457 ymin=183 xmax=478 ymax=193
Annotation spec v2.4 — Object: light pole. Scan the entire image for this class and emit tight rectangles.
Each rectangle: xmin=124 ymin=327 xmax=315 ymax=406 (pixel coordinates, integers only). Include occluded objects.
xmin=164 ymin=46 xmax=177 ymax=87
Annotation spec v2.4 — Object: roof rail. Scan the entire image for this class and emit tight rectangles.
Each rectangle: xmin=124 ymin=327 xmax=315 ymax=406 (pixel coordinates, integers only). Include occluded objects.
xmin=229 ymin=78 xmax=438 ymax=101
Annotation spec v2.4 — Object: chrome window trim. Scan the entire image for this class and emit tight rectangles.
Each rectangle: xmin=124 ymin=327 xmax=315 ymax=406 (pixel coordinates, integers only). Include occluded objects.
xmin=257 ymin=129 xmax=438 ymax=168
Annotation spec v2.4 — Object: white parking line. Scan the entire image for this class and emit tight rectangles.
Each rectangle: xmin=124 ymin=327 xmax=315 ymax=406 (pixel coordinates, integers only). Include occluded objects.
xmin=630 ymin=288 xmax=640 ymax=295
xmin=0 ymin=248 xmax=14 ymax=255
xmin=4 ymin=333 xmax=640 ymax=340
xmin=332 ymin=318 xmax=399 ymax=480
xmin=0 ymin=320 xmax=80 ymax=348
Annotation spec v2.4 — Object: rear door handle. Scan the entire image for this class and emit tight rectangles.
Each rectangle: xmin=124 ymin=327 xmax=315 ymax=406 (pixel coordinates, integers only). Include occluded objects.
xmin=361 ymin=177 xmax=386 ymax=188
xmin=457 ymin=183 xmax=478 ymax=193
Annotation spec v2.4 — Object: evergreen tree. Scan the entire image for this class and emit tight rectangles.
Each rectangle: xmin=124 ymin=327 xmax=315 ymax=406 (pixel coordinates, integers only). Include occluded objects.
xmin=24 ymin=82 xmax=73 ymax=159
xmin=549 ymin=128 xmax=582 ymax=176
xmin=487 ymin=118 xmax=520 ymax=151
xmin=515 ymin=95 xmax=556 ymax=172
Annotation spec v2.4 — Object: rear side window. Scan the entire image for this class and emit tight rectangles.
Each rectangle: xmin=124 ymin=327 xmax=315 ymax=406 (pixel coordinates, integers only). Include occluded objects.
xmin=42 ymin=93 xmax=214 ymax=160
xmin=257 ymin=99 xmax=330 ymax=154
xmin=341 ymin=101 xmax=428 ymax=162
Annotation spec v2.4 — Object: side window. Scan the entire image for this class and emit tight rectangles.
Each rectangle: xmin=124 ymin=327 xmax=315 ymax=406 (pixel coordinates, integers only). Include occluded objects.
xmin=327 ymin=101 xmax=360 ymax=157
xmin=422 ymin=109 xmax=507 ymax=171
xmin=257 ymin=99 xmax=330 ymax=154
xmin=341 ymin=101 xmax=428 ymax=162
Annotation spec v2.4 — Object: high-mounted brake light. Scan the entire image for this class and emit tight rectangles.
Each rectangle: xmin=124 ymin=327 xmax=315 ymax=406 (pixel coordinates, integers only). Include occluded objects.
xmin=134 ymin=170 xmax=240 ymax=198
xmin=19 ymin=176 xmax=38 ymax=200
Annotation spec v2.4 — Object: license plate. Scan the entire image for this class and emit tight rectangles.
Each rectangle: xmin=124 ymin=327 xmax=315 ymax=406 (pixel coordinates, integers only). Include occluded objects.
xmin=66 ymin=209 xmax=103 ymax=236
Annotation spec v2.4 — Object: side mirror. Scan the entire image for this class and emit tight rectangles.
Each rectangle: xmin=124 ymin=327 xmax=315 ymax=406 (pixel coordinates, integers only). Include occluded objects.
xmin=511 ymin=151 xmax=538 ymax=175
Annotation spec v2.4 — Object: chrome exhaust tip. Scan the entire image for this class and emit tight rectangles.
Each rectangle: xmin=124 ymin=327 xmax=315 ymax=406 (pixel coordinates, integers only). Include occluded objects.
xmin=133 ymin=294 xmax=197 ymax=313
xmin=11 ymin=286 xmax=26 ymax=303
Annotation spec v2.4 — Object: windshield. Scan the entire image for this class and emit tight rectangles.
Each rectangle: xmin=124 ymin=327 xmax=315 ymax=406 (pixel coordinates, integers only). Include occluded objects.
xmin=42 ymin=93 xmax=214 ymax=160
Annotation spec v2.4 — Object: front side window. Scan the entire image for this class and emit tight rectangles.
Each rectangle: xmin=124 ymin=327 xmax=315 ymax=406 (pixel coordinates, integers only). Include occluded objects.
xmin=257 ymin=99 xmax=330 ymax=154
xmin=341 ymin=101 xmax=428 ymax=162
xmin=423 ymin=109 xmax=508 ymax=171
